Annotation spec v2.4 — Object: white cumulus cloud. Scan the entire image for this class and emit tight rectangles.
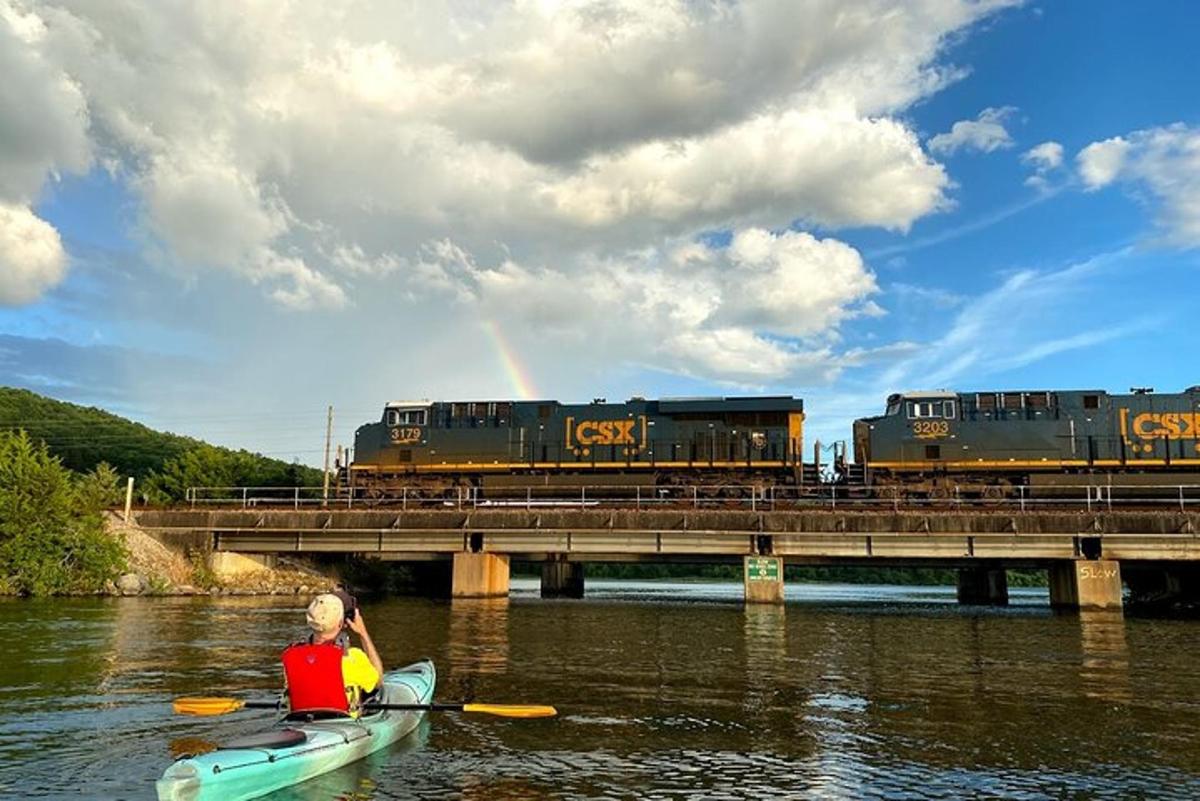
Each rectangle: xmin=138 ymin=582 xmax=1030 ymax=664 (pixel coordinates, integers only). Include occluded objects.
xmin=1023 ymin=140 xmax=1063 ymax=171
xmin=0 ymin=202 xmax=68 ymax=305
xmin=1077 ymin=124 xmax=1200 ymax=247
xmin=0 ymin=1 xmax=92 ymax=303
xmin=0 ymin=0 xmax=1022 ymax=389
xmin=1077 ymin=136 xmax=1131 ymax=189
xmin=1021 ymin=140 xmax=1064 ymax=190
xmin=411 ymin=228 xmax=880 ymax=384
xmin=928 ymin=106 xmax=1017 ymax=155
xmin=542 ymin=107 xmax=948 ymax=234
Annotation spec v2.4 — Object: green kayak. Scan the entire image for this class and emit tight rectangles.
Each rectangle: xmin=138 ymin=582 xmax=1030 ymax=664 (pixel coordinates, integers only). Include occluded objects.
xmin=157 ymin=659 xmax=435 ymax=801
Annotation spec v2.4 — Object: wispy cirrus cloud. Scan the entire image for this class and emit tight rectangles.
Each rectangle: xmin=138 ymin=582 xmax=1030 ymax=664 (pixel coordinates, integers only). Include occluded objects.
xmin=875 ymin=247 xmax=1147 ymax=391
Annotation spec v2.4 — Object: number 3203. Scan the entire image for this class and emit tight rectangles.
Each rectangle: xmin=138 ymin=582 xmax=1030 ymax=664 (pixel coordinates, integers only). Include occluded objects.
xmin=913 ymin=420 xmax=949 ymax=436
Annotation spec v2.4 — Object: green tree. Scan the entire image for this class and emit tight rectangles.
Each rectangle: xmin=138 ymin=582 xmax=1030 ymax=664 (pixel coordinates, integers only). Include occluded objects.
xmin=144 ymin=444 xmax=323 ymax=502
xmin=0 ymin=431 xmax=126 ymax=595
xmin=75 ymin=462 xmax=124 ymax=510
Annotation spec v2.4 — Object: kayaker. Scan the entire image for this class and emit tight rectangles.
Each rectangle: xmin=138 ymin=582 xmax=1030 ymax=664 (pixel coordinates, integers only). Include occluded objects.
xmin=281 ymin=592 xmax=384 ymax=718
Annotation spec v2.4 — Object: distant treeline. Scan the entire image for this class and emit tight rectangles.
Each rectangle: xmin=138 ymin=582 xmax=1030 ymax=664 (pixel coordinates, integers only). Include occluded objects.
xmin=520 ymin=562 xmax=1049 ymax=586
xmin=0 ymin=388 xmax=322 ymax=502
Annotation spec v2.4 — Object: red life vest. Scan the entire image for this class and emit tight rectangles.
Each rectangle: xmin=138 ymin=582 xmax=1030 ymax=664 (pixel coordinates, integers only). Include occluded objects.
xmin=282 ymin=643 xmax=349 ymax=713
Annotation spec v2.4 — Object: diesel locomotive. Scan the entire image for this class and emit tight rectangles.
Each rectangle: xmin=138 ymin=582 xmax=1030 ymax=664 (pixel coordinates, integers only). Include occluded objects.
xmin=345 ymin=395 xmax=809 ymax=495
xmin=345 ymin=386 xmax=1200 ymax=497
xmin=854 ymin=386 xmax=1200 ymax=495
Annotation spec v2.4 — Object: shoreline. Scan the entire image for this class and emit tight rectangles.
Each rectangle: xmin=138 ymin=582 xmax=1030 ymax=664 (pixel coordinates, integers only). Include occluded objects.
xmin=12 ymin=513 xmax=338 ymax=599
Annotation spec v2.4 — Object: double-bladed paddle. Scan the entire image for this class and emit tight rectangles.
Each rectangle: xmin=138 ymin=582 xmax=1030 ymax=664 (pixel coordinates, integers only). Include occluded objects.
xmin=173 ymin=697 xmax=556 ymax=718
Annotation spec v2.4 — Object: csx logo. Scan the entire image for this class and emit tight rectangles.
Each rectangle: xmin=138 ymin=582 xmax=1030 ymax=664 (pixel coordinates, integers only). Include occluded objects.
xmin=1122 ymin=409 xmax=1200 ymax=440
xmin=565 ymin=416 xmax=647 ymax=448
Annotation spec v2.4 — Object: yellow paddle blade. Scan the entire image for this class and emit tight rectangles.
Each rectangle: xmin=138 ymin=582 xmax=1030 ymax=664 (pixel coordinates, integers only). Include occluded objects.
xmin=461 ymin=703 xmax=557 ymax=718
xmin=173 ymin=697 xmax=247 ymax=716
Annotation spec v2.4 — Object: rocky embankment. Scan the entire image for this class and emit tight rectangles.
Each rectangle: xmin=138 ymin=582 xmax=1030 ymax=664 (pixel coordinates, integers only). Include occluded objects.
xmin=106 ymin=513 xmax=335 ymax=597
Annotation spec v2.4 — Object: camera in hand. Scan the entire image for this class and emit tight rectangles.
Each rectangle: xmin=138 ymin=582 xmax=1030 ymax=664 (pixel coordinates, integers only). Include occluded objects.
xmin=332 ymin=586 xmax=357 ymax=622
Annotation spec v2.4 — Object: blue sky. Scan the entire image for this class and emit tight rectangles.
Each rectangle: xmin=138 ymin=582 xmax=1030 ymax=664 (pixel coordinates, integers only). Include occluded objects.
xmin=1 ymin=1 xmax=1198 ymax=463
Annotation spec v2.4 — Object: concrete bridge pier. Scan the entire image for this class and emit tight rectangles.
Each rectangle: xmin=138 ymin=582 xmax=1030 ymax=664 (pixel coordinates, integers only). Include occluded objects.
xmin=1049 ymin=560 xmax=1123 ymax=610
xmin=744 ymin=555 xmax=784 ymax=604
xmin=541 ymin=558 xmax=585 ymax=598
xmin=956 ymin=565 xmax=1009 ymax=605
xmin=208 ymin=551 xmax=277 ymax=580
xmin=451 ymin=552 xmax=510 ymax=598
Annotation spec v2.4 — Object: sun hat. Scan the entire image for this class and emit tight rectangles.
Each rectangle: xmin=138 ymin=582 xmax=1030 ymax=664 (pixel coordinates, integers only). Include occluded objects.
xmin=306 ymin=593 xmax=345 ymax=636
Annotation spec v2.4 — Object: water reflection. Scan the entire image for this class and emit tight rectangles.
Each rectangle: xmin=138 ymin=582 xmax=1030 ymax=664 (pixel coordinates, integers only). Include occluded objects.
xmin=3 ymin=587 xmax=1200 ymax=800
xmin=741 ymin=604 xmax=786 ymax=713
xmin=1078 ymin=609 xmax=1131 ymax=704
xmin=446 ymin=598 xmax=510 ymax=676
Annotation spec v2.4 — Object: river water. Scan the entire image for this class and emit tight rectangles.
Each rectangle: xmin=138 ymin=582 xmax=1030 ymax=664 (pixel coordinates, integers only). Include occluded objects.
xmin=2 ymin=580 xmax=1199 ymax=800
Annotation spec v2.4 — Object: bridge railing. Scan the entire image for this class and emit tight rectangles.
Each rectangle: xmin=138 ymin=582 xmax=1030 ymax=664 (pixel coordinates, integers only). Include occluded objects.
xmin=183 ymin=482 xmax=1200 ymax=512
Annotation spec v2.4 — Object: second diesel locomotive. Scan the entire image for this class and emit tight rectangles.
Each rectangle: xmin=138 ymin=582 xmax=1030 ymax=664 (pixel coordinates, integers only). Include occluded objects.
xmin=854 ymin=386 xmax=1200 ymax=495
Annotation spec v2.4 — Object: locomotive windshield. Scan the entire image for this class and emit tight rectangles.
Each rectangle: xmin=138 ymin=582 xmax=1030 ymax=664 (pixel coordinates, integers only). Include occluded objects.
xmin=385 ymin=406 xmax=428 ymax=426
xmin=907 ymin=400 xmax=956 ymax=419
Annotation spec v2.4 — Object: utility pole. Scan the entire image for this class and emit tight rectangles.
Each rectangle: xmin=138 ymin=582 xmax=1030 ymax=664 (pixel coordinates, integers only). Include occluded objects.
xmin=322 ymin=405 xmax=334 ymax=507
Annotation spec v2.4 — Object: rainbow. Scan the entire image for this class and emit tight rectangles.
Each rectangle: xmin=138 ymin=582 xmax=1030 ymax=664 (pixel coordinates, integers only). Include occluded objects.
xmin=481 ymin=319 xmax=539 ymax=400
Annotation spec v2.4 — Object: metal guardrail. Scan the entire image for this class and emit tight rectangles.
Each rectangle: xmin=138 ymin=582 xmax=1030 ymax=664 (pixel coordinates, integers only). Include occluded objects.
xmin=184 ymin=482 xmax=1200 ymax=512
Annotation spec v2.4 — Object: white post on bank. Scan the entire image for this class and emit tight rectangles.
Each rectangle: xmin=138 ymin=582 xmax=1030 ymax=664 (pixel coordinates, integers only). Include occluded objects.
xmin=124 ymin=477 xmax=134 ymax=523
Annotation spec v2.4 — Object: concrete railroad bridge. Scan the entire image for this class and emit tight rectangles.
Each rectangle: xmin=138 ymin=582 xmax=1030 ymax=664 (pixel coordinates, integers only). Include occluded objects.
xmin=135 ymin=509 xmax=1200 ymax=610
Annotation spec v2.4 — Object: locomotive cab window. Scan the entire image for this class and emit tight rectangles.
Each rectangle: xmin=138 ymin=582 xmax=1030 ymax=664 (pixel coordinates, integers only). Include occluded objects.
xmin=942 ymin=401 xmax=956 ymax=419
xmin=1083 ymin=394 xmax=1100 ymax=410
xmin=907 ymin=401 xmax=943 ymax=419
xmin=387 ymin=408 xmax=427 ymax=425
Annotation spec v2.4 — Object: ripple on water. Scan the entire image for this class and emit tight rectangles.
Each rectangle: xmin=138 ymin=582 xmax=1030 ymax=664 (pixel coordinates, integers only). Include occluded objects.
xmin=3 ymin=587 xmax=1200 ymax=800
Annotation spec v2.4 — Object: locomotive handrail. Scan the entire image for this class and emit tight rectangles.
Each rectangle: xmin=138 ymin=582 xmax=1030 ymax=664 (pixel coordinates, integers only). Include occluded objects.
xmin=182 ymin=481 xmax=1200 ymax=512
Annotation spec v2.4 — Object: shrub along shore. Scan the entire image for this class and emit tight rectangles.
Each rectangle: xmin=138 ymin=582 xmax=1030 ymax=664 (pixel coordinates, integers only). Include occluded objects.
xmin=0 ymin=428 xmax=336 ymax=597
xmin=0 ymin=430 xmax=126 ymax=595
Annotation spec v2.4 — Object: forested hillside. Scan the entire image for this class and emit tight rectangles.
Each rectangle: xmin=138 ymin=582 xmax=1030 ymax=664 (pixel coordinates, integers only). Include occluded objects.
xmin=0 ymin=387 xmax=321 ymax=498
xmin=0 ymin=387 xmax=197 ymax=477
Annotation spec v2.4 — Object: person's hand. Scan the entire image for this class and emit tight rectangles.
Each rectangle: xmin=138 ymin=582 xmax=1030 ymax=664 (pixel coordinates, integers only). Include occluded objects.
xmin=346 ymin=608 xmax=368 ymax=636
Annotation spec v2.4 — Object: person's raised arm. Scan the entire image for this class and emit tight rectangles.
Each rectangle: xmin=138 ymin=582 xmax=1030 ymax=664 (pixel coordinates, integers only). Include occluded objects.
xmin=346 ymin=609 xmax=384 ymax=677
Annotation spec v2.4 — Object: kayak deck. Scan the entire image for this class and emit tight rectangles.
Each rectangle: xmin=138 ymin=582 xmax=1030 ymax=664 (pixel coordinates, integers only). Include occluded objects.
xmin=157 ymin=660 xmax=435 ymax=801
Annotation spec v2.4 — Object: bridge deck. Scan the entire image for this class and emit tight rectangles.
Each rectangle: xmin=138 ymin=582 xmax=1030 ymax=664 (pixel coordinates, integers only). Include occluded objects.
xmin=135 ymin=509 xmax=1200 ymax=564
